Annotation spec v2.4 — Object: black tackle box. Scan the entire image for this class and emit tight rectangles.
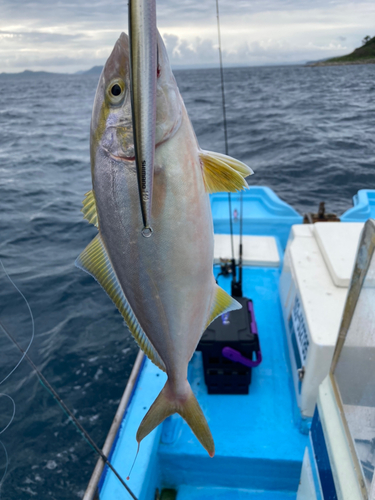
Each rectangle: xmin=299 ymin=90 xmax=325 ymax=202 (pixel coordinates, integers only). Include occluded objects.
xmin=196 ymin=296 xmax=261 ymax=395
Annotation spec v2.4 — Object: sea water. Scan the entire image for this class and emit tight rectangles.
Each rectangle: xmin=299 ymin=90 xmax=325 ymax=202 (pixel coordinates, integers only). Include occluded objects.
xmin=0 ymin=64 xmax=374 ymax=498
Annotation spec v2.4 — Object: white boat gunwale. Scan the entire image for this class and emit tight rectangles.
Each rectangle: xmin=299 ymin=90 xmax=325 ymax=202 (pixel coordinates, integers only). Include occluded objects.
xmin=83 ymin=350 xmax=145 ymax=500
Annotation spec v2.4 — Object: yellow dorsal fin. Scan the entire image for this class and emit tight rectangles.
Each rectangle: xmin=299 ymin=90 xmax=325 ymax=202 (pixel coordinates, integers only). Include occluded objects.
xmin=81 ymin=190 xmax=98 ymax=228
xmin=205 ymin=285 xmax=242 ymax=330
xmin=199 ymin=150 xmax=253 ymax=194
xmin=75 ymin=234 xmax=166 ymax=372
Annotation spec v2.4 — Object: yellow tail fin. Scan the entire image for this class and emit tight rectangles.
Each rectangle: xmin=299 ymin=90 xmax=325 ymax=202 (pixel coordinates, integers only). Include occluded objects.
xmin=136 ymin=380 xmax=215 ymax=457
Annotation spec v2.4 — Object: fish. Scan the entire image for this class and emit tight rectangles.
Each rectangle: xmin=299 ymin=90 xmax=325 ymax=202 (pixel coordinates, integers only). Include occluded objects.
xmin=128 ymin=0 xmax=157 ymax=236
xmin=76 ymin=31 xmax=253 ymax=457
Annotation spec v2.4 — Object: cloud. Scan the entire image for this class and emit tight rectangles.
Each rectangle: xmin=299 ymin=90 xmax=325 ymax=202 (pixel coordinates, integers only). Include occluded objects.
xmin=0 ymin=30 xmax=85 ymax=43
xmin=162 ymin=31 xmax=352 ymax=68
xmin=0 ymin=0 xmax=374 ymax=72
xmin=163 ymin=34 xmax=218 ymax=65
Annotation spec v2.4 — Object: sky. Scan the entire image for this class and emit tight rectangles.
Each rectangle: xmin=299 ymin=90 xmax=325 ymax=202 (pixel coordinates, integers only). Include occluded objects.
xmin=0 ymin=0 xmax=374 ymax=73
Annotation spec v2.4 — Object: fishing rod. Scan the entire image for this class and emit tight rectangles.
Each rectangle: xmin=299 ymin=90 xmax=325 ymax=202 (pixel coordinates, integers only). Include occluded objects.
xmin=215 ymin=0 xmax=243 ymax=297
xmin=0 ymin=319 xmax=138 ymax=500
xmin=238 ymin=189 xmax=244 ymax=297
xmin=215 ymin=0 xmax=234 ymax=279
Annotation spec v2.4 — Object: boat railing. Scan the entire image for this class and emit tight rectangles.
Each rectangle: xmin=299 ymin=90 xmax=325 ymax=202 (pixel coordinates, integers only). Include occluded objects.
xmin=329 ymin=218 xmax=375 ymax=499
xmin=83 ymin=350 xmax=145 ymax=500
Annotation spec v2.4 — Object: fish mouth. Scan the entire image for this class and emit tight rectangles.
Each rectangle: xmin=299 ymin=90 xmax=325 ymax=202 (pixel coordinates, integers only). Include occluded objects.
xmin=101 ymin=146 xmax=135 ymax=163
xmin=102 ymin=113 xmax=181 ymax=164
xmin=109 ymin=152 xmax=136 ymax=162
xmin=103 ymin=136 xmax=173 ymax=164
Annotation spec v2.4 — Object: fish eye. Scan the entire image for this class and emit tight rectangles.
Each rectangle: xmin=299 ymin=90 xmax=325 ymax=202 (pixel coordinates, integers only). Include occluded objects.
xmin=106 ymin=79 xmax=125 ymax=104
xmin=111 ymin=84 xmax=122 ymax=96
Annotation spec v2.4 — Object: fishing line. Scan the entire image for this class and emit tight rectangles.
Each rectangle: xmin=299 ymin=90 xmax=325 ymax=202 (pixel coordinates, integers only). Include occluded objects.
xmin=0 ymin=259 xmax=138 ymax=500
xmin=215 ymin=0 xmax=228 ymax=157
xmin=0 ymin=259 xmax=35 ymax=387
xmin=0 ymin=394 xmax=15 ymax=435
xmin=0 ymin=258 xmax=34 ymax=495
xmin=0 ymin=394 xmax=14 ymax=498
xmin=0 ymin=319 xmax=138 ymax=500
xmin=126 ymin=443 xmax=140 ymax=481
xmin=0 ymin=440 xmax=8 ymax=499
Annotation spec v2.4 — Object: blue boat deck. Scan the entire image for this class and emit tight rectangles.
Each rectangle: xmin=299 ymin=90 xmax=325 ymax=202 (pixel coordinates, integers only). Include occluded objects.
xmin=175 ymin=485 xmax=296 ymax=499
xmin=97 ymin=187 xmax=375 ymax=500
xmin=99 ymin=267 xmax=307 ymax=499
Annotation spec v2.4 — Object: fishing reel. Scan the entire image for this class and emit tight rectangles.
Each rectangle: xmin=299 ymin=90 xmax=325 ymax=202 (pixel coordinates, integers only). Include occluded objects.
xmin=215 ymin=258 xmax=233 ymax=282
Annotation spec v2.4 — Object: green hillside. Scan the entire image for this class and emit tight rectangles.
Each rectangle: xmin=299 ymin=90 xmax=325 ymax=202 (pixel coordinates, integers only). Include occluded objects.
xmin=311 ymin=36 xmax=375 ymax=66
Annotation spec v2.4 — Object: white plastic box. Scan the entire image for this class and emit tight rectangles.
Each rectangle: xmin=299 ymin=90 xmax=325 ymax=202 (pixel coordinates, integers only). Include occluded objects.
xmin=279 ymin=222 xmax=363 ymax=418
xmin=214 ymin=234 xmax=280 ymax=267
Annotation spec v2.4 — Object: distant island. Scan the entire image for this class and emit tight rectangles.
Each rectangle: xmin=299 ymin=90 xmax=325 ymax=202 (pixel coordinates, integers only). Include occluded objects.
xmin=75 ymin=66 xmax=103 ymax=75
xmin=2 ymin=37 xmax=375 ymax=77
xmin=0 ymin=67 xmax=103 ymax=78
xmin=0 ymin=69 xmax=58 ymax=77
xmin=309 ymin=35 xmax=375 ymax=66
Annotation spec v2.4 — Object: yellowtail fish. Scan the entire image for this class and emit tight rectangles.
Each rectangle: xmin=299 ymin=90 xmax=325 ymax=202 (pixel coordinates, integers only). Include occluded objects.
xmin=76 ymin=32 xmax=253 ymax=457
xmin=128 ymin=0 xmax=157 ymax=236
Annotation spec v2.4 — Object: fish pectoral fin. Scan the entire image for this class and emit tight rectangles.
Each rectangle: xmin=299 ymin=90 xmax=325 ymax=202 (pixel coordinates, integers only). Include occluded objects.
xmin=204 ymin=150 xmax=253 ymax=178
xmin=81 ymin=189 xmax=99 ymax=228
xmin=75 ymin=234 xmax=166 ymax=372
xmin=205 ymin=285 xmax=242 ymax=329
xmin=199 ymin=150 xmax=253 ymax=194
xmin=137 ymin=380 xmax=215 ymax=457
